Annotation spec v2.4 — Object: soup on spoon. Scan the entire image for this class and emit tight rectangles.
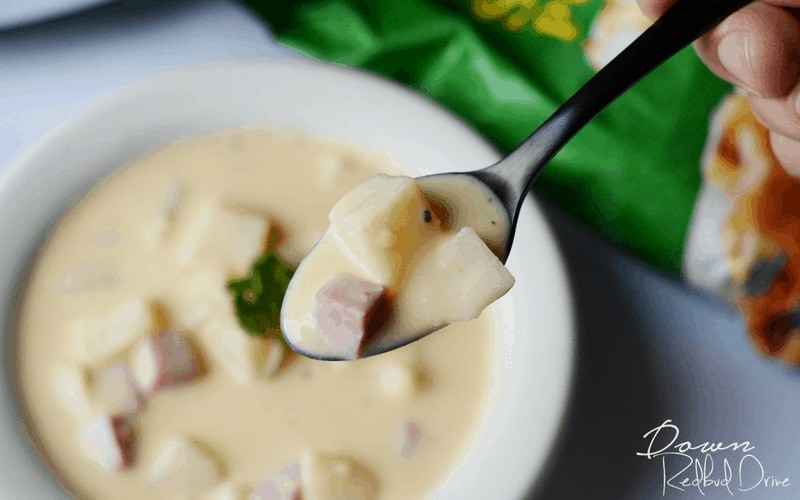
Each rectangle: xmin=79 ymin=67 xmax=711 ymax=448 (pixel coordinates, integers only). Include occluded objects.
xmin=281 ymin=174 xmax=515 ymax=360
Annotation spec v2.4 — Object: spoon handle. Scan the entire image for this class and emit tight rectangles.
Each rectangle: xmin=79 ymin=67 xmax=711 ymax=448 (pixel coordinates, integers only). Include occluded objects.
xmin=477 ymin=0 xmax=751 ymax=216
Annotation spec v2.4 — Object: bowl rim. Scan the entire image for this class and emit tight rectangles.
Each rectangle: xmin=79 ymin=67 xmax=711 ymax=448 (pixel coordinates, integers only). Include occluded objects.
xmin=0 ymin=58 xmax=576 ymax=499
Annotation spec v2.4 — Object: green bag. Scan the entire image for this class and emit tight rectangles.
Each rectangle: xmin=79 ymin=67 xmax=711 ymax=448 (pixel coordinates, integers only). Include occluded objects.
xmin=244 ymin=0 xmax=732 ymax=274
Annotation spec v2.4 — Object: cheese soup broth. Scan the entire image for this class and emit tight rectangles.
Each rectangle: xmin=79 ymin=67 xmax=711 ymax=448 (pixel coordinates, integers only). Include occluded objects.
xmin=16 ymin=130 xmax=497 ymax=500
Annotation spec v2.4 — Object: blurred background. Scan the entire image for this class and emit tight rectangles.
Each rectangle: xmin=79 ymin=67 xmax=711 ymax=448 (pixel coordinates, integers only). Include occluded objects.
xmin=2 ymin=1 xmax=799 ymax=498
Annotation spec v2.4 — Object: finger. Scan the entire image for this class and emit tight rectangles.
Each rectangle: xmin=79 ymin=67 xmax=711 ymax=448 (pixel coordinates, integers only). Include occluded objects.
xmin=636 ymin=0 xmax=674 ymax=21
xmin=638 ymin=0 xmax=800 ymax=21
xmin=747 ymin=87 xmax=800 ymax=176
xmin=770 ymin=130 xmax=800 ymax=176
xmin=692 ymin=3 xmax=800 ymax=97
xmin=749 ymin=92 xmax=800 ymax=139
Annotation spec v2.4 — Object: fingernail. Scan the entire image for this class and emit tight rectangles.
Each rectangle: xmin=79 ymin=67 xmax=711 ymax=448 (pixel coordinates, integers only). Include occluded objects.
xmin=718 ymin=31 xmax=760 ymax=95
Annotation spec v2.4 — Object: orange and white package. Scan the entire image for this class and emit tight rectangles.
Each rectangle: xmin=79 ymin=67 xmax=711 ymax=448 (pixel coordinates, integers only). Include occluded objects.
xmin=686 ymin=92 xmax=800 ymax=364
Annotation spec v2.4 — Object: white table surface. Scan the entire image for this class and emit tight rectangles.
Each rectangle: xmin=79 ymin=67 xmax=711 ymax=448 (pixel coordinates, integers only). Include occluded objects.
xmin=2 ymin=1 xmax=798 ymax=499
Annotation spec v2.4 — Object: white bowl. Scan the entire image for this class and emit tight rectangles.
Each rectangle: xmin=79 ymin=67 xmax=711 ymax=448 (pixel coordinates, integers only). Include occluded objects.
xmin=0 ymin=59 xmax=574 ymax=499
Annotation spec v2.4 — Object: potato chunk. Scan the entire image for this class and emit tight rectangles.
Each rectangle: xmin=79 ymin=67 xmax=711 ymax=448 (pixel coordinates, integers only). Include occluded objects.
xmin=328 ymin=175 xmax=439 ymax=285
xmin=92 ymin=363 xmax=143 ymax=415
xmin=375 ymin=360 xmax=430 ymax=397
xmin=148 ymin=436 xmax=221 ymax=493
xmin=403 ymin=226 xmax=515 ymax=324
xmin=71 ymin=299 xmax=155 ymax=365
xmin=301 ymin=452 xmax=378 ymax=500
xmin=178 ymin=271 xmax=230 ymax=329
xmin=53 ymin=365 xmax=92 ymax=416
xmin=204 ymin=483 xmax=250 ymax=500
xmin=200 ymin=315 xmax=284 ymax=383
xmin=177 ymin=204 xmax=269 ymax=276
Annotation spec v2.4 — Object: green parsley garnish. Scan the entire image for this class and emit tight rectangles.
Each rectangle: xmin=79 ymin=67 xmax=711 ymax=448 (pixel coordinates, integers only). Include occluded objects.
xmin=227 ymin=253 xmax=296 ymax=344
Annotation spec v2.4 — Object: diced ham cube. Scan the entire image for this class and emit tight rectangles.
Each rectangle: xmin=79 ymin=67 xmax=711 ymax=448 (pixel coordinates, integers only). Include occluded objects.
xmin=80 ymin=414 xmax=136 ymax=472
xmin=396 ymin=421 xmax=422 ymax=459
xmin=71 ymin=299 xmax=155 ymax=365
xmin=148 ymin=436 xmax=221 ymax=493
xmin=301 ymin=452 xmax=378 ymax=500
xmin=53 ymin=366 xmax=92 ymax=416
xmin=177 ymin=204 xmax=270 ymax=276
xmin=250 ymin=463 xmax=302 ymax=500
xmin=200 ymin=315 xmax=285 ymax=383
xmin=130 ymin=331 xmax=199 ymax=394
xmin=92 ymin=363 xmax=143 ymax=415
xmin=314 ymin=276 xmax=390 ymax=359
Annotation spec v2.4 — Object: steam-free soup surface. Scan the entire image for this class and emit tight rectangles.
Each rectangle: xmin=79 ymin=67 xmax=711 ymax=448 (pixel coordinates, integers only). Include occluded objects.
xmin=16 ymin=129 xmax=497 ymax=499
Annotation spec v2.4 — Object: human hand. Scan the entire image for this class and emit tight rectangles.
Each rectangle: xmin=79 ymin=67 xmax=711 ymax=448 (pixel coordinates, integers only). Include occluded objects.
xmin=637 ymin=0 xmax=800 ymax=174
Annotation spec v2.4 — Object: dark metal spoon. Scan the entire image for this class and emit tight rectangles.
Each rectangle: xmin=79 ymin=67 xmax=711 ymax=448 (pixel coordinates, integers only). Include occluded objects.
xmin=290 ymin=0 xmax=751 ymax=360
xmin=419 ymin=0 xmax=751 ymax=264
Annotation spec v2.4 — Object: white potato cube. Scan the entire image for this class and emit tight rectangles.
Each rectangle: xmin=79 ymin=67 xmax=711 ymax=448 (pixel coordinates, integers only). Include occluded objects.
xmin=301 ymin=452 xmax=378 ymax=500
xmin=328 ymin=175 xmax=439 ymax=285
xmin=202 ymin=482 xmax=250 ymax=500
xmin=178 ymin=271 xmax=230 ymax=329
xmin=200 ymin=316 xmax=285 ymax=383
xmin=177 ymin=204 xmax=269 ymax=276
xmin=251 ymin=462 xmax=303 ymax=500
xmin=80 ymin=414 xmax=136 ymax=472
xmin=130 ymin=331 xmax=199 ymax=394
xmin=71 ymin=299 xmax=155 ymax=365
xmin=405 ymin=226 xmax=514 ymax=324
xmin=376 ymin=361 xmax=429 ymax=397
xmin=92 ymin=363 xmax=143 ymax=415
xmin=148 ymin=436 xmax=221 ymax=493
xmin=53 ymin=366 xmax=92 ymax=416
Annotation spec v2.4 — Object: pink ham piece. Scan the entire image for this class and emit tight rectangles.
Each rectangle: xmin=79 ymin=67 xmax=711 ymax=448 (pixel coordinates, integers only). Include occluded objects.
xmin=80 ymin=414 xmax=136 ymax=472
xmin=397 ymin=421 xmax=422 ymax=459
xmin=130 ymin=331 xmax=198 ymax=394
xmin=250 ymin=462 xmax=303 ymax=500
xmin=314 ymin=276 xmax=391 ymax=359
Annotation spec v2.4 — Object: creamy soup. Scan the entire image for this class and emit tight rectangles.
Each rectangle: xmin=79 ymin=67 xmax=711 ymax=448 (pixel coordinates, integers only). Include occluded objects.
xmin=16 ymin=129 xmax=497 ymax=500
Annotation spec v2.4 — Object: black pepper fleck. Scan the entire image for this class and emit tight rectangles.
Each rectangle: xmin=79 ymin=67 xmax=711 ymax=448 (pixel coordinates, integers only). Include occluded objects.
xmin=423 ymin=209 xmax=432 ymax=223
